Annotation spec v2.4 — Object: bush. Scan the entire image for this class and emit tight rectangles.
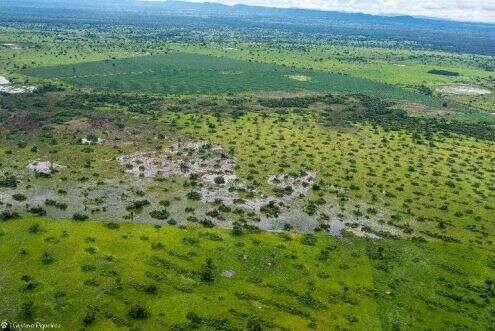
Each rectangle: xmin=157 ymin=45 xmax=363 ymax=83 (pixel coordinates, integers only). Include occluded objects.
xmin=143 ymin=284 xmax=158 ymax=295
xmin=28 ymin=206 xmax=46 ymax=216
xmin=20 ymin=301 xmax=34 ymax=319
xmin=72 ymin=213 xmax=88 ymax=221
xmin=0 ymin=210 xmax=19 ymax=221
xmin=126 ymin=199 xmax=150 ymax=211
xmin=41 ymin=252 xmax=55 ymax=264
xmin=0 ymin=174 xmax=17 ymax=188
xmin=301 ymin=234 xmax=317 ymax=246
xmin=260 ymin=201 xmax=280 ymax=218
xmin=82 ymin=311 xmax=96 ymax=326
xmin=12 ymin=193 xmax=27 ymax=201
xmin=104 ymin=222 xmax=120 ymax=230
xmin=200 ymin=218 xmax=215 ymax=228
xmin=232 ymin=221 xmax=243 ymax=236
xmin=28 ymin=224 xmax=42 ymax=233
xmin=186 ymin=191 xmax=201 ymax=201
xmin=214 ymin=176 xmax=225 ymax=185
xmin=128 ymin=305 xmax=150 ymax=320
xmin=150 ymin=209 xmax=170 ymax=220
xmin=200 ymin=258 xmax=215 ymax=283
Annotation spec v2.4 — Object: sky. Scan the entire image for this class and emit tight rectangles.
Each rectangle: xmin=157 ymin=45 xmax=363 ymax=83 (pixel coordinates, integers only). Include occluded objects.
xmin=161 ymin=0 xmax=495 ymax=23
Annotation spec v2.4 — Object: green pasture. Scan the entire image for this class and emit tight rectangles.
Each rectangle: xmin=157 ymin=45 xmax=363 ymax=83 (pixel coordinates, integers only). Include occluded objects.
xmin=24 ymin=52 xmax=445 ymax=106
xmin=0 ymin=217 xmax=493 ymax=330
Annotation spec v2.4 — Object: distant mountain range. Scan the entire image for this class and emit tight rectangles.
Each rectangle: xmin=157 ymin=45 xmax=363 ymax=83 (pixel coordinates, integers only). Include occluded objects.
xmin=1 ymin=0 xmax=494 ymax=55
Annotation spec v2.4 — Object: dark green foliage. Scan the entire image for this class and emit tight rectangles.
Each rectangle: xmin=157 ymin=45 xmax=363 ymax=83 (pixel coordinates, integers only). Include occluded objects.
xmin=104 ymin=222 xmax=120 ymax=230
xmin=150 ymin=209 xmax=170 ymax=220
xmin=232 ymin=221 xmax=243 ymax=236
xmin=41 ymin=252 xmax=55 ymax=264
xmin=82 ymin=311 xmax=96 ymax=326
xmin=126 ymin=200 xmax=150 ymax=211
xmin=0 ymin=210 xmax=19 ymax=221
xmin=72 ymin=213 xmax=89 ymax=221
xmin=28 ymin=223 xmax=42 ymax=233
xmin=321 ymin=94 xmax=495 ymax=141
xmin=12 ymin=193 xmax=27 ymax=201
xmin=428 ymin=69 xmax=460 ymax=77
xmin=259 ymin=95 xmax=324 ymax=108
xmin=128 ymin=305 xmax=150 ymax=320
xmin=0 ymin=174 xmax=17 ymax=188
xmin=20 ymin=301 xmax=34 ymax=319
xmin=186 ymin=191 xmax=201 ymax=201
xmin=301 ymin=234 xmax=317 ymax=246
xmin=28 ymin=207 xmax=46 ymax=216
xmin=200 ymin=258 xmax=215 ymax=283
xmin=260 ymin=201 xmax=280 ymax=218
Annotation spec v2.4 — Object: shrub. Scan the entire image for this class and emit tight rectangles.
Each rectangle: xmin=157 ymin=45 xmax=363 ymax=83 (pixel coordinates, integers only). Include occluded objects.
xmin=12 ymin=193 xmax=27 ymax=201
xmin=214 ymin=176 xmax=225 ymax=185
xmin=20 ymin=301 xmax=34 ymax=319
xmin=41 ymin=252 xmax=55 ymax=264
xmin=0 ymin=210 xmax=19 ymax=221
xmin=82 ymin=311 xmax=96 ymax=326
xmin=200 ymin=218 xmax=215 ymax=228
xmin=186 ymin=191 xmax=201 ymax=201
xmin=150 ymin=209 xmax=169 ymax=220
xmin=104 ymin=222 xmax=120 ymax=230
xmin=28 ymin=224 xmax=42 ymax=234
xmin=0 ymin=174 xmax=17 ymax=188
xmin=186 ymin=311 xmax=202 ymax=325
xmin=72 ymin=213 xmax=89 ymax=221
xmin=260 ymin=201 xmax=280 ymax=218
xmin=28 ymin=206 xmax=46 ymax=216
xmin=128 ymin=305 xmax=150 ymax=320
xmin=143 ymin=284 xmax=158 ymax=295
xmin=126 ymin=199 xmax=150 ymax=211
xmin=232 ymin=221 xmax=243 ymax=236
xmin=200 ymin=258 xmax=215 ymax=283
xmin=301 ymin=234 xmax=317 ymax=246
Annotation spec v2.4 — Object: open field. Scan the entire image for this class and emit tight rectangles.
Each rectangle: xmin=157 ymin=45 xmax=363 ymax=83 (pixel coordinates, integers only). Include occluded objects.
xmin=0 ymin=217 xmax=493 ymax=330
xmin=0 ymin=1 xmax=494 ymax=330
xmin=25 ymin=52 xmax=444 ymax=106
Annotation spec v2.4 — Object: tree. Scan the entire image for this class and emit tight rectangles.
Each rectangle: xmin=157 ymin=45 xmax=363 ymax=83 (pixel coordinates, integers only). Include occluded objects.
xmin=200 ymin=258 xmax=215 ymax=283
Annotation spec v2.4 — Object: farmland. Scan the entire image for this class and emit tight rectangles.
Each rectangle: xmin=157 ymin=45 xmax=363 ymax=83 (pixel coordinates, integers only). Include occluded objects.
xmin=26 ymin=52 xmax=443 ymax=106
xmin=0 ymin=0 xmax=494 ymax=330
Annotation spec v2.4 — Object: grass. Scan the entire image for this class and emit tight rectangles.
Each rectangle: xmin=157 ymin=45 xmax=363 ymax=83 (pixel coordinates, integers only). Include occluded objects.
xmin=171 ymin=43 xmax=494 ymax=89
xmin=24 ymin=52 xmax=445 ymax=106
xmin=1 ymin=95 xmax=493 ymax=245
xmin=0 ymin=217 xmax=493 ymax=330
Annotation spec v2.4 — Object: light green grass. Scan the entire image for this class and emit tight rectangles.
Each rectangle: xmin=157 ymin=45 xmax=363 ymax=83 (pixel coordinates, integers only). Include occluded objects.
xmin=0 ymin=217 xmax=493 ymax=329
xmin=24 ymin=52 xmax=446 ymax=106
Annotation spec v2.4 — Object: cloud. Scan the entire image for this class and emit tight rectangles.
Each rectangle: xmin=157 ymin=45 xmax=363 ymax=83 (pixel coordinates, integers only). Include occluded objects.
xmin=170 ymin=0 xmax=495 ymax=23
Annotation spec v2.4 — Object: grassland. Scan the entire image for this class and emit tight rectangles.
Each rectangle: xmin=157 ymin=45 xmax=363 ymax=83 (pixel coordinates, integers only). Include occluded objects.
xmin=24 ymin=52 xmax=446 ymax=107
xmin=0 ymin=11 xmax=494 ymax=331
xmin=0 ymin=217 xmax=493 ymax=330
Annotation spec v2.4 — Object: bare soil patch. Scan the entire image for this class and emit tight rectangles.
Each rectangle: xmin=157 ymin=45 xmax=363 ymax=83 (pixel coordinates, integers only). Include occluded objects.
xmin=436 ymin=85 xmax=491 ymax=96
xmin=27 ymin=160 xmax=65 ymax=175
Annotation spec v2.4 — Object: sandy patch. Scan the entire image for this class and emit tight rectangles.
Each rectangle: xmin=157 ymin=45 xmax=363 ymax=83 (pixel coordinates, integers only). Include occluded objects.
xmin=0 ymin=75 xmax=36 ymax=94
xmin=27 ymin=160 xmax=65 ymax=175
xmin=2 ymin=43 xmax=22 ymax=49
xmin=119 ymin=141 xmax=316 ymax=213
xmin=81 ymin=137 xmax=104 ymax=145
xmin=0 ymin=76 xmax=10 ymax=85
xmin=436 ymin=85 xmax=491 ymax=96
xmin=118 ymin=141 xmax=235 ymax=179
xmin=287 ymin=75 xmax=311 ymax=82
xmin=402 ymin=102 xmax=455 ymax=117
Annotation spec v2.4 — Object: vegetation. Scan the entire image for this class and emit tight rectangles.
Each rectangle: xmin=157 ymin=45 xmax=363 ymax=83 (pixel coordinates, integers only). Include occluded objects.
xmin=0 ymin=1 xmax=493 ymax=329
